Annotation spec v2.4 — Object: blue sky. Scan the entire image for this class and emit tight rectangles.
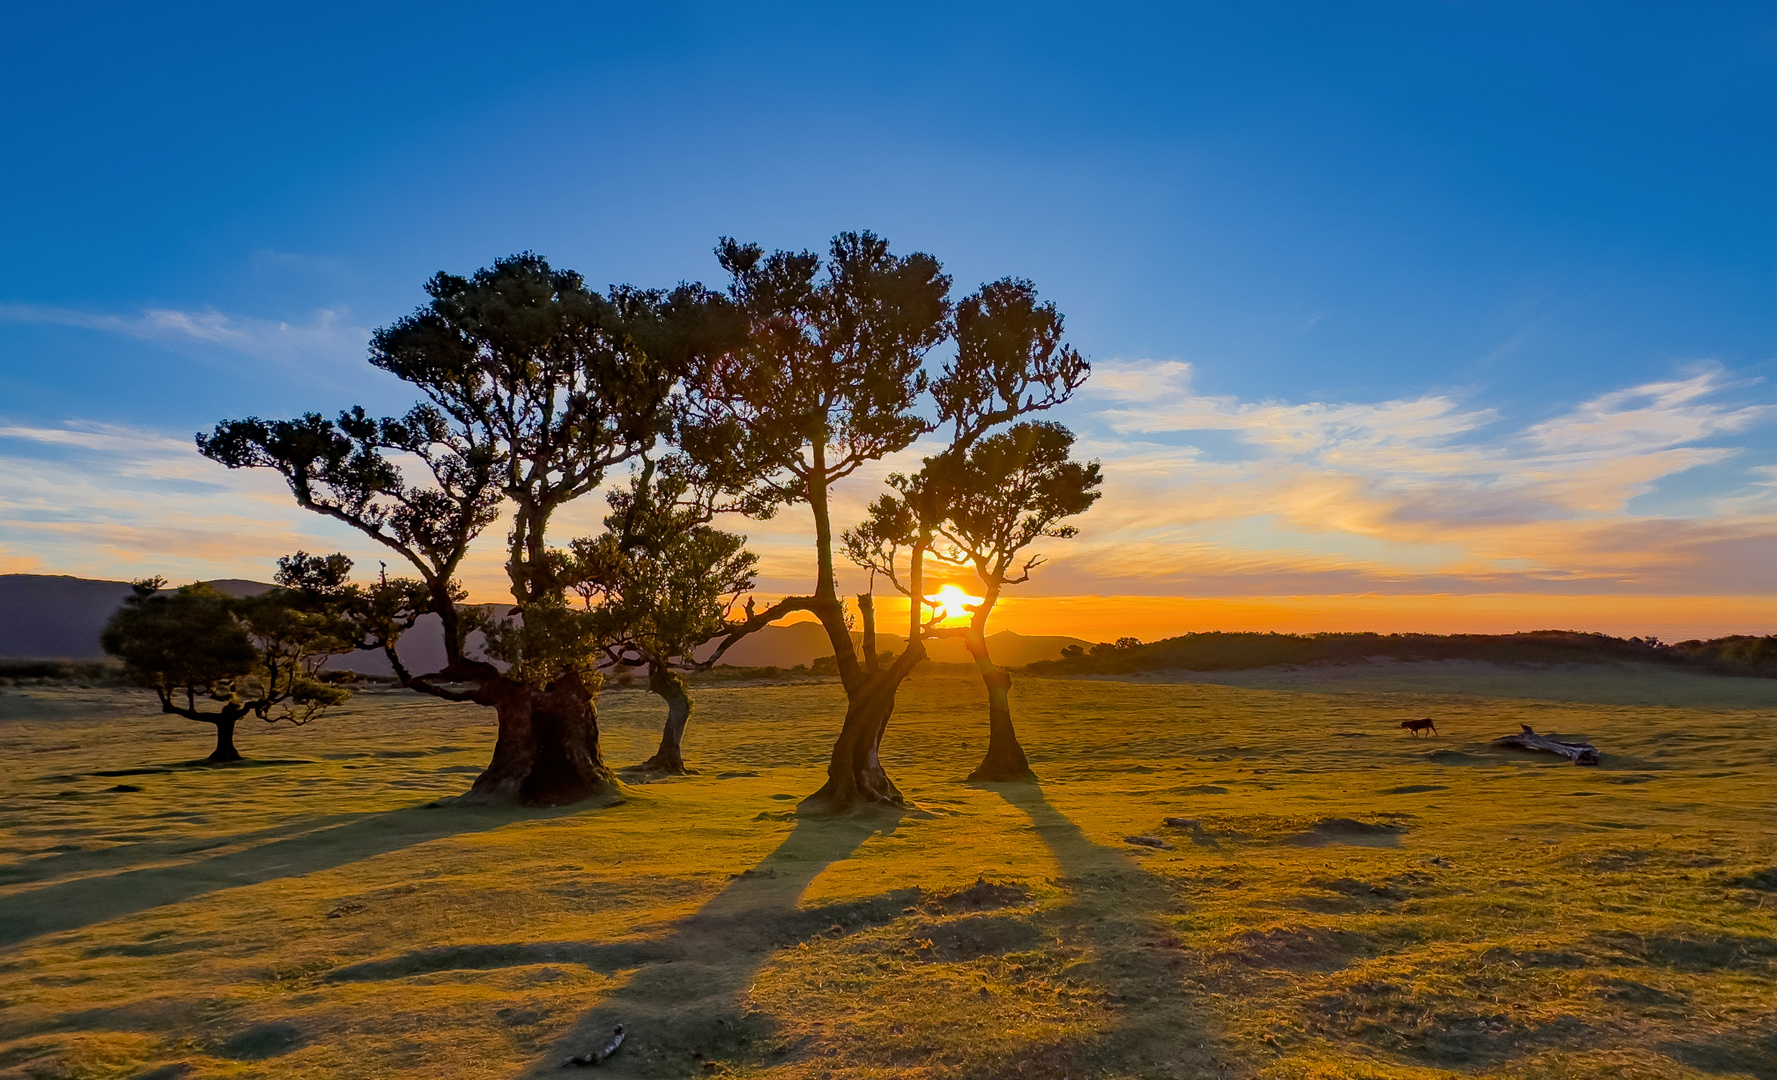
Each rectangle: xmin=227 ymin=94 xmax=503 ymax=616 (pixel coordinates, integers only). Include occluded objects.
xmin=1 ymin=2 xmax=1771 ymax=636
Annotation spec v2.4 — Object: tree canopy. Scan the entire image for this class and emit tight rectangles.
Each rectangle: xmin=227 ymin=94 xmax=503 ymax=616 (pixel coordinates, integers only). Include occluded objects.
xmin=191 ymin=237 xmax=1100 ymax=809
xmin=101 ymin=563 xmax=358 ymax=762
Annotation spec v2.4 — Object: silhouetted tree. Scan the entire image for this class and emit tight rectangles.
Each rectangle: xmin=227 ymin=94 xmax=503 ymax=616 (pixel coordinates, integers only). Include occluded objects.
xmin=682 ymin=232 xmax=952 ymax=810
xmin=925 ymin=421 xmax=1101 ymax=780
xmin=561 ymin=462 xmax=759 ymax=773
xmin=200 ymin=255 xmax=717 ymax=805
xmin=693 ymin=245 xmax=1089 ymax=810
xmin=100 ymin=562 xmax=356 ymax=762
xmin=843 ymin=280 xmax=1089 ymax=790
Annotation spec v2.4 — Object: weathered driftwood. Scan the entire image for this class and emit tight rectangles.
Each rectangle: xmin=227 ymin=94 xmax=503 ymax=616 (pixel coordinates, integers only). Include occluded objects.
xmin=1493 ymin=724 xmax=1598 ymax=766
xmin=564 ymin=1025 xmax=625 ymax=1067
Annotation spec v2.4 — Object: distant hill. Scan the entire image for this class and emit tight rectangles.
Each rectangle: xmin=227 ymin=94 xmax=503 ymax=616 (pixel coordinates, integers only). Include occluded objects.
xmin=0 ymin=574 xmax=278 ymax=661
xmin=1023 ymin=630 xmax=1777 ymax=679
xmin=0 ymin=575 xmax=137 ymax=660
xmin=697 ymin=624 xmax=1091 ymax=669
xmin=856 ymin=630 xmax=1092 ymax=668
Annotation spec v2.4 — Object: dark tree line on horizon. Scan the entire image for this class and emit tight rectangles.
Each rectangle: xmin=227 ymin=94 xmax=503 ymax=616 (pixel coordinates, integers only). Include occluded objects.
xmin=105 ymin=235 xmax=1104 ymax=809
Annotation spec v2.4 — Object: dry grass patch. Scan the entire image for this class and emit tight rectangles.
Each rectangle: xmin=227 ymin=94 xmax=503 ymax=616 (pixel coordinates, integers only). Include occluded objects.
xmin=0 ymin=669 xmax=1769 ymax=1078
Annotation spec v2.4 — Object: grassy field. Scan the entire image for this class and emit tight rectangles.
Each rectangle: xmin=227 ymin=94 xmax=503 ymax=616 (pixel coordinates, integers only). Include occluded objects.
xmin=0 ymin=665 xmax=1771 ymax=1079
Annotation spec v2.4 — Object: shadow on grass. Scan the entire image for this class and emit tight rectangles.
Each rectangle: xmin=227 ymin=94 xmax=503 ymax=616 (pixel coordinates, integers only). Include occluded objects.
xmin=984 ymin=781 xmax=1241 ymax=1080
xmin=0 ymin=813 xmax=374 ymax=892
xmin=0 ymin=801 xmax=578 ymax=948
xmin=512 ymin=814 xmax=899 ymax=1077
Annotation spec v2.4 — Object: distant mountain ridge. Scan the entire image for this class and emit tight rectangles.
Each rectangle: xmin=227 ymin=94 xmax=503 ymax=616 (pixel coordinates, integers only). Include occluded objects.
xmin=0 ymin=574 xmax=1090 ymax=670
xmin=0 ymin=575 xmax=137 ymax=660
xmin=1024 ymin=629 xmax=1777 ymax=679
xmin=0 ymin=575 xmax=280 ymax=661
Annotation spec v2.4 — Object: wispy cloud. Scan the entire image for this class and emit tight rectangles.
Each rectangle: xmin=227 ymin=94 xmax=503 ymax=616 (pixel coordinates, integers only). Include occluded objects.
xmin=0 ymin=420 xmax=394 ymax=586
xmin=1051 ymin=361 xmax=1776 ymax=597
xmin=0 ymin=302 xmax=371 ymax=380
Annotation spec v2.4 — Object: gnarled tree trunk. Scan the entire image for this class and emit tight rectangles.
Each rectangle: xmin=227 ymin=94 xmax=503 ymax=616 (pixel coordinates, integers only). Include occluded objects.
xmin=206 ymin=716 xmax=243 ymax=764
xmin=800 ymin=667 xmax=910 ymax=811
xmin=636 ymin=663 xmax=695 ymax=774
xmin=798 ymin=593 xmax=923 ymax=814
xmin=466 ymin=671 xmax=614 ymax=806
xmin=947 ymin=590 xmax=1034 ymax=782
xmin=968 ymin=665 xmax=1032 ymax=781
xmin=386 ymin=629 xmax=616 ymax=808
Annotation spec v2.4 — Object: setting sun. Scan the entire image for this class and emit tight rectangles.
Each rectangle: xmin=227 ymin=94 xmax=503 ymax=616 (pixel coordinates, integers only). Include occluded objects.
xmin=926 ymin=583 xmax=984 ymax=624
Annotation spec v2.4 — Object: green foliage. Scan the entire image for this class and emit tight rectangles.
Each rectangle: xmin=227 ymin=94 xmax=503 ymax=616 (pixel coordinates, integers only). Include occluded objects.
xmin=370 ymin=254 xmax=685 ymax=605
xmin=1667 ymin=634 xmax=1777 ymax=674
xmin=848 ymin=422 xmax=1102 ymax=615
xmin=0 ymin=659 xmax=124 ymax=686
xmin=558 ymin=463 xmax=759 ymax=669
xmin=100 ymin=571 xmax=358 ymax=727
xmin=101 ymin=581 xmax=257 ymax=702
xmin=198 ymin=405 xmax=503 ymax=601
xmin=200 ymin=253 xmax=731 ymax=700
xmin=932 ymin=278 xmax=1089 ymax=447
xmin=470 ymin=600 xmax=606 ymax=688
xmin=843 ymin=281 xmax=1097 ymax=624
xmin=694 ymin=232 xmax=952 ymax=509
xmin=931 ymin=421 xmax=1102 ymax=581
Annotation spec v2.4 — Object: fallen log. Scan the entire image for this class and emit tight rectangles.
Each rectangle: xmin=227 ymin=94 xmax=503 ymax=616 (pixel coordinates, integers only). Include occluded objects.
xmin=1492 ymin=724 xmax=1598 ymax=766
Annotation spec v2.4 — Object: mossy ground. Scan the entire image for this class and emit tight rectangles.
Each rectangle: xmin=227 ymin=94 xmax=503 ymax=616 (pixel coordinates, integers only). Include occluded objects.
xmin=0 ymin=667 xmax=1770 ymax=1079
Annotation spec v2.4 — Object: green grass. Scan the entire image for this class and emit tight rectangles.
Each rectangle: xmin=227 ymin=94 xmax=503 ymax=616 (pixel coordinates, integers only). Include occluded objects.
xmin=0 ymin=667 xmax=1770 ymax=1078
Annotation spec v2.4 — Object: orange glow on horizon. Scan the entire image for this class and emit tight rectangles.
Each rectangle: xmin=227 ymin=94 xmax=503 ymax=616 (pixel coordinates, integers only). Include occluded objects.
xmin=752 ymin=592 xmax=1770 ymax=644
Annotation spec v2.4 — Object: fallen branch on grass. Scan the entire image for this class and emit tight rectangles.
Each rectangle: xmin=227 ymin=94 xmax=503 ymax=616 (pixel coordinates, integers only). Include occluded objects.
xmin=564 ymin=1025 xmax=625 ymax=1067
xmin=1492 ymin=724 xmax=1599 ymax=766
xmin=1125 ymin=834 xmax=1174 ymax=849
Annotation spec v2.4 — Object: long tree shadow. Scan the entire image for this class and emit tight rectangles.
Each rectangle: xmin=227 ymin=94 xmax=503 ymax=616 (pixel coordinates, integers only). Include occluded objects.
xmin=0 ymin=801 xmax=577 ymax=948
xmin=0 ymin=813 xmax=365 ymax=891
xmin=326 ymin=814 xmax=896 ymax=1077
xmin=514 ymin=814 xmax=893 ymax=1077
xmin=441 ymin=813 xmax=887 ymax=1077
xmin=985 ymin=782 xmax=1244 ymax=1079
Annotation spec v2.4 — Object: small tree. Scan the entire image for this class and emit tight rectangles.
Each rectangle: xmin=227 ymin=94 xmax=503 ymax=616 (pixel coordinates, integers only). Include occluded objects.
xmin=925 ymin=421 xmax=1101 ymax=780
xmin=562 ymin=463 xmax=759 ymax=773
xmin=100 ymin=564 xmax=355 ymax=763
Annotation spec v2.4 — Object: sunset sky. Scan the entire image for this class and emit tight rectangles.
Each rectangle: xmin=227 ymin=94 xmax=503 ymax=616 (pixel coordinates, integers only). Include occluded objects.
xmin=1 ymin=2 xmax=1771 ymax=642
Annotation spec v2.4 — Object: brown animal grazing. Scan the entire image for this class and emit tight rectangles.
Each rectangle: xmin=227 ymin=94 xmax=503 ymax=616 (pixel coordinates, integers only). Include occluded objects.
xmin=1399 ymin=718 xmax=1438 ymax=737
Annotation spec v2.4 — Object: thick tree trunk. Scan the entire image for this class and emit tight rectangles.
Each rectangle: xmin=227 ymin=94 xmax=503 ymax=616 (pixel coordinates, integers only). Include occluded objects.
xmin=801 ymin=629 xmax=927 ymax=814
xmin=956 ymin=593 xmax=1034 ymax=782
xmin=800 ymin=449 xmax=913 ymax=813
xmin=207 ymin=717 xmax=243 ymax=764
xmin=468 ymin=673 xmax=615 ymax=806
xmin=635 ymin=664 xmax=694 ymax=774
xmin=968 ymin=666 xmax=1033 ymax=781
xmin=799 ymin=670 xmax=907 ymax=812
